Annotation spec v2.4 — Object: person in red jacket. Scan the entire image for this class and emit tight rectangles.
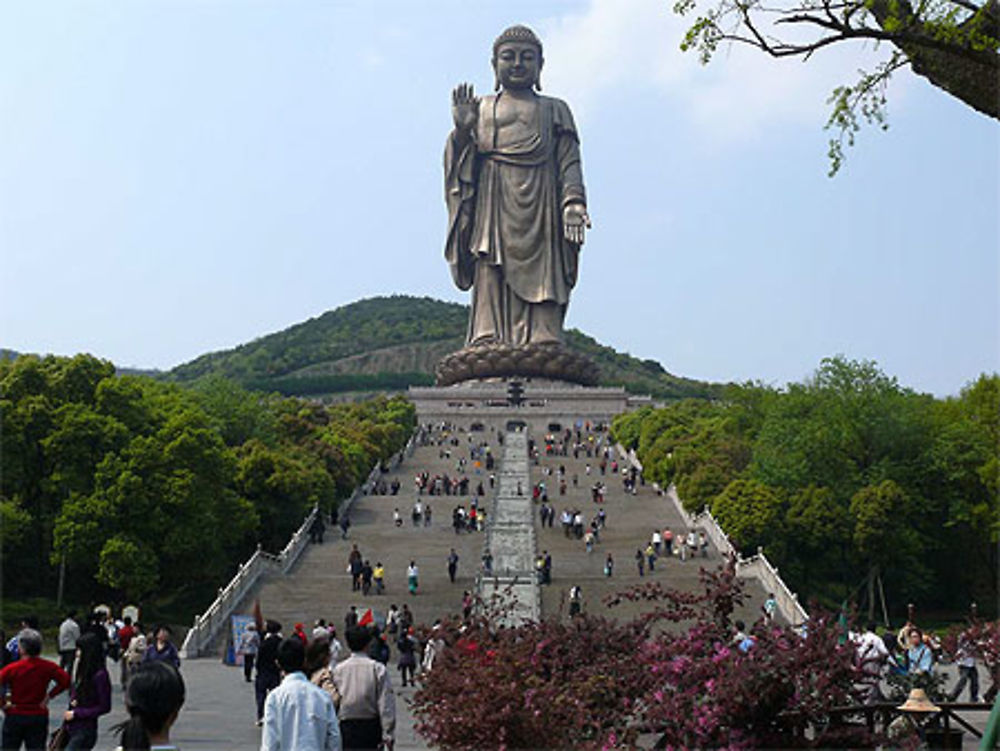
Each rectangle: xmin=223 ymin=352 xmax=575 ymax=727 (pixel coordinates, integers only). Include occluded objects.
xmin=0 ymin=628 xmax=71 ymax=750
xmin=116 ymin=616 xmax=136 ymax=690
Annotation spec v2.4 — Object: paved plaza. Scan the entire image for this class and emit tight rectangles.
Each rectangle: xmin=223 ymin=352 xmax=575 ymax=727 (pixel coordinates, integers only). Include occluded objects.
xmin=35 ymin=652 xmax=989 ymax=749
xmin=35 ymin=655 xmax=425 ymax=749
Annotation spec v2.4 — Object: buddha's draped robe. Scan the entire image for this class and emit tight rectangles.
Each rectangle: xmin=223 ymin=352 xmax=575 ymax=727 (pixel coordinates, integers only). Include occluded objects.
xmin=444 ymin=93 xmax=586 ymax=347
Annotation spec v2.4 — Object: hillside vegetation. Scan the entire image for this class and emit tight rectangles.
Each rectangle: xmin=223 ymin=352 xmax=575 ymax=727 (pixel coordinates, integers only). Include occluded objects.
xmin=168 ymin=295 xmax=724 ymax=400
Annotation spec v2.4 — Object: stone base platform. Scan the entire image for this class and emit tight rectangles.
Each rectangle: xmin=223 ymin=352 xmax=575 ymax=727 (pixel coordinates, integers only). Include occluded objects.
xmin=408 ymin=379 xmax=650 ymax=434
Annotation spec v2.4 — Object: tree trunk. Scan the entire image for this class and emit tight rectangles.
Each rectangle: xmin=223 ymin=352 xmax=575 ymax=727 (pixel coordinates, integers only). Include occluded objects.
xmin=904 ymin=44 xmax=999 ymax=119
xmin=871 ymin=0 xmax=1000 ymax=118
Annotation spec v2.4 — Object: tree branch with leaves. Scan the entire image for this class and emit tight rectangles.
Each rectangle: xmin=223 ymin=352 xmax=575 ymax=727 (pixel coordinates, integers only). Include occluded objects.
xmin=673 ymin=0 xmax=999 ymax=173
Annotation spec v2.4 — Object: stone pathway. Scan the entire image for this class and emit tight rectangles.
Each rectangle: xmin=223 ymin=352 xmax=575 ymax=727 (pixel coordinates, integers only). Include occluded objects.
xmin=479 ymin=430 xmax=539 ymax=624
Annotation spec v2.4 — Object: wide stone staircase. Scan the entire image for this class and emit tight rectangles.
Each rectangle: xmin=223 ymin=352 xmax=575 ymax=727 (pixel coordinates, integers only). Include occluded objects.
xmin=526 ymin=434 xmax=775 ymax=626
xmin=234 ymin=436 xmax=493 ymax=640
xmin=234 ymin=426 xmax=776 ymax=639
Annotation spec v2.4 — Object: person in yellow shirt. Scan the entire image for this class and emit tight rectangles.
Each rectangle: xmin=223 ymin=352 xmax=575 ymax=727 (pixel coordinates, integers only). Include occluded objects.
xmin=373 ymin=563 xmax=385 ymax=595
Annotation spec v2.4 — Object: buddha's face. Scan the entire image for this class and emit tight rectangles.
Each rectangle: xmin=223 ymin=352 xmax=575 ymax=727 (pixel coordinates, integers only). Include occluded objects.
xmin=493 ymin=41 xmax=542 ymax=90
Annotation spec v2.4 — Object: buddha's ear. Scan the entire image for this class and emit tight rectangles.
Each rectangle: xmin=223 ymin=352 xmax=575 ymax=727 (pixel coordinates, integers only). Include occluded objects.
xmin=492 ymin=57 xmax=500 ymax=92
xmin=536 ymin=56 xmax=544 ymax=91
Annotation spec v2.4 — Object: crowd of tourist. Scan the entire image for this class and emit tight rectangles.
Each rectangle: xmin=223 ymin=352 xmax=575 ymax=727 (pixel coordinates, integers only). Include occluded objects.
xmin=2 ymin=421 xmax=992 ymax=751
xmin=0 ymin=610 xmax=184 ymax=750
xmin=244 ymin=612 xmax=464 ymax=750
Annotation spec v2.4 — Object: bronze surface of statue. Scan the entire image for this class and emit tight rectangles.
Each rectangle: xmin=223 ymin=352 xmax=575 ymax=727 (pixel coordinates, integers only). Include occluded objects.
xmin=437 ymin=25 xmax=598 ymax=387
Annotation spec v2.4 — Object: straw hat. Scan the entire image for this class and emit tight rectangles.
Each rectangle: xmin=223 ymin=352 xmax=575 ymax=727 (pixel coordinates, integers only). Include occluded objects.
xmin=897 ymin=688 xmax=940 ymax=713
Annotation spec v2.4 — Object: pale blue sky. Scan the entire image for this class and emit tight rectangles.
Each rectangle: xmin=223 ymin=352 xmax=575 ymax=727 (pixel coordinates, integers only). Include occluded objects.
xmin=1 ymin=0 xmax=997 ymax=395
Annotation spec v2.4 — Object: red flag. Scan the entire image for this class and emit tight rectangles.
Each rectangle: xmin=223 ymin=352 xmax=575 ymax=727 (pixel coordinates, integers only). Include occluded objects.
xmin=253 ymin=599 xmax=264 ymax=634
xmin=357 ymin=608 xmax=374 ymax=627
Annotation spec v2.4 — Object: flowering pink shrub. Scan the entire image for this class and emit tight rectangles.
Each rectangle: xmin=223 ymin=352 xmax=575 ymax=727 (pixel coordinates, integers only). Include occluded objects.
xmin=412 ymin=571 xmax=879 ymax=750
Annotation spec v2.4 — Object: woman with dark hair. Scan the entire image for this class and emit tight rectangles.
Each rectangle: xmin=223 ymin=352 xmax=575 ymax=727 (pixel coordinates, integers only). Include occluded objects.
xmin=304 ymin=638 xmax=339 ymax=706
xmin=396 ymin=627 xmax=418 ymax=688
xmin=63 ymin=632 xmax=112 ymax=750
xmin=143 ymin=625 xmax=180 ymax=669
xmin=113 ymin=661 xmax=185 ymax=751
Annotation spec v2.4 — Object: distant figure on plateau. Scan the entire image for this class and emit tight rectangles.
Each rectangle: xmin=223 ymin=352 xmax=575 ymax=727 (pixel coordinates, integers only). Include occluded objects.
xmin=445 ymin=25 xmax=590 ymax=348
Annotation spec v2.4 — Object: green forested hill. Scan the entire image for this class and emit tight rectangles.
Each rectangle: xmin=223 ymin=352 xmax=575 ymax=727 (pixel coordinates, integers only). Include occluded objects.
xmin=168 ymin=295 xmax=724 ymax=400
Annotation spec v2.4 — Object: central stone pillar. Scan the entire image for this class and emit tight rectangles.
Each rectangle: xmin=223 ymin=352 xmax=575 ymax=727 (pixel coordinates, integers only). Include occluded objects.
xmin=479 ymin=429 xmax=539 ymax=625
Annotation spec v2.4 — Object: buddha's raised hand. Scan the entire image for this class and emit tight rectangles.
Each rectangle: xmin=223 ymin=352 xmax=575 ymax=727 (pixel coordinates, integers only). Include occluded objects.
xmin=452 ymin=83 xmax=479 ymax=133
xmin=563 ymin=202 xmax=592 ymax=245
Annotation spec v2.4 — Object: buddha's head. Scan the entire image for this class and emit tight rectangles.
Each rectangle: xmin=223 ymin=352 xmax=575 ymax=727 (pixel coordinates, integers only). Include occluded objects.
xmin=492 ymin=25 xmax=543 ymax=92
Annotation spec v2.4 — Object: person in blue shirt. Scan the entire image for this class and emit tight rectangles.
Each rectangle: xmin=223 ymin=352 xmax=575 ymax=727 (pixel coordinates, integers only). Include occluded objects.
xmin=261 ymin=637 xmax=340 ymax=751
xmin=5 ymin=615 xmax=39 ymax=662
xmin=906 ymin=628 xmax=934 ymax=675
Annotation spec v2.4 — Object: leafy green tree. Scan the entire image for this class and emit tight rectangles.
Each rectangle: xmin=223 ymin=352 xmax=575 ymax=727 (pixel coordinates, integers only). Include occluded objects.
xmin=43 ymin=403 xmax=129 ymax=498
xmin=189 ymin=375 xmax=278 ymax=447
xmin=785 ymin=486 xmax=852 ymax=603
xmin=1 ymin=358 xmax=59 ymax=591
xmin=235 ymin=440 xmax=333 ymax=549
xmin=850 ymin=479 xmax=928 ymax=613
xmin=94 ymin=376 xmax=156 ymax=435
xmin=711 ymin=478 xmax=786 ymax=555
xmin=96 ymin=536 xmax=159 ymax=602
xmin=673 ymin=0 xmax=999 ymax=173
xmin=54 ymin=407 xmax=258 ymax=601
xmin=752 ymin=357 xmax=934 ymax=500
xmin=926 ymin=374 xmax=999 ymax=604
xmin=47 ymin=354 xmax=116 ymax=405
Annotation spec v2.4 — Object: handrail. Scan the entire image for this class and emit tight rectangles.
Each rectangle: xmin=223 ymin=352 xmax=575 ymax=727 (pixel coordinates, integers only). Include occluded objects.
xmin=616 ymin=443 xmax=809 ymax=626
xmin=179 ymin=504 xmax=317 ymax=659
xmin=180 ymin=429 xmax=421 ymax=659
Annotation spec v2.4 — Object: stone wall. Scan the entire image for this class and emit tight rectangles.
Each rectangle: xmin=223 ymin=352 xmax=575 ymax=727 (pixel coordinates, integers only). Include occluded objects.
xmin=408 ymin=380 xmax=646 ymax=434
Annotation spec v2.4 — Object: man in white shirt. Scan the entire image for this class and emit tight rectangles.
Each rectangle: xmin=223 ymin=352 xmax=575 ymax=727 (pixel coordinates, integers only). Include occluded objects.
xmin=333 ymin=627 xmax=396 ymax=751
xmin=57 ymin=611 xmax=80 ymax=673
xmin=261 ymin=637 xmax=341 ymax=751
xmin=854 ymin=622 xmax=889 ymax=703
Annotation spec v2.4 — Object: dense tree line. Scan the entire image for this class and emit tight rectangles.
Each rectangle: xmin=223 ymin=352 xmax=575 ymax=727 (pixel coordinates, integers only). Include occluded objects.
xmin=0 ymin=354 xmax=415 ymax=608
xmin=612 ymin=357 xmax=998 ymax=615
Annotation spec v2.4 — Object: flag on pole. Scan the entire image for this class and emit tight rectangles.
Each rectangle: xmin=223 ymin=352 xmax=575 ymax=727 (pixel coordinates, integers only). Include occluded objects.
xmin=253 ymin=599 xmax=264 ymax=634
